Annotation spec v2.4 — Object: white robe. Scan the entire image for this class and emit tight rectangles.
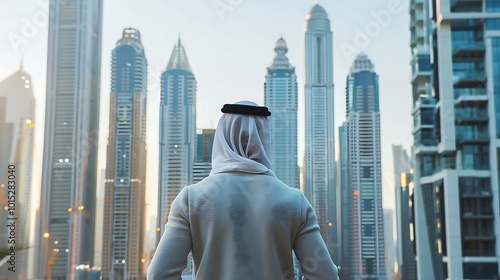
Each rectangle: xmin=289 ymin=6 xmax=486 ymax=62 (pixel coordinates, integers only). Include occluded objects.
xmin=148 ymin=101 xmax=338 ymax=279
xmin=147 ymin=172 xmax=339 ymax=280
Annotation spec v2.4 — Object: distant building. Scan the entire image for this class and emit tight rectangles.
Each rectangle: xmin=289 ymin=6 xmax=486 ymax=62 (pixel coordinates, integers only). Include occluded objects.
xmin=384 ymin=209 xmax=396 ymax=280
xmin=0 ymin=67 xmax=36 ymax=279
xmin=193 ymin=129 xmax=215 ymax=184
xmin=264 ymin=37 xmax=299 ymax=189
xmin=94 ymin=168 xmax=105 ymax=268
xmin=337 ymin=123 xmax=351 ymax=279
xmin=303 ymin=4 xmax=337 ymax=260
xmin=101 ymin=28 xmax=148 ymax=279
xmin=157 ymin=38 xmax=197 ymax=243
xmin=36 ymin=0 xmax=103 ymax=278
xmin=345 ymin=53 xmax=385 ymax=279
xmin=392 ymin=145 xmax=416 ymax=280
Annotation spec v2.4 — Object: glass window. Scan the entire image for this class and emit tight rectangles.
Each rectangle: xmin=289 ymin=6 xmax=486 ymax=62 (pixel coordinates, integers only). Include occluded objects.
xmin=487 ymin=0 xmax=500 ymax=12
xmin=463 ymin=263 xmax=498 ymax=279
xmin=487 ymin=19 xmax=500 ymax=30
xmin=492 ymin=39 xmax=500 ymax=137
xmin=462 ymin=144 xmax=489 ymax=170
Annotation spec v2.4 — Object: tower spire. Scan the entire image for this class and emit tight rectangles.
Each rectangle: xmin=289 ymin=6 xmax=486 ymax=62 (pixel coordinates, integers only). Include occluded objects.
xmin=19 ymin=53 xmax=23 ymax=70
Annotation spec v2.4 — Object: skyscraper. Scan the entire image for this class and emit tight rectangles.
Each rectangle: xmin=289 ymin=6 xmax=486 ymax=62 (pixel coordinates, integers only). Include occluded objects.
xmin=0 ymin=67 xmax=36 ymax=279
xmin=410 ymin=0 xmax=500 ymax=278
xmin=264 ymin=37 xmax=299 ymax=189
xmin=304 ymin=4 xmax=336 ymax=259
xmin=337 ymin=123 xmax=351 ymax=279
xmin=36 ymin=1 xmax=102 ymax=279
xmin=157 ymin=38 xmax=196 ymax=243
xmin=384 ymin=209 xmax=396 ymax=280
xmin=102 ymin=28 xmax=148 ymax=280
xmin=345 ymin=53 xmax=385 ymax=279
xmin=193 ymin=129 xmax=215 ymax=184
xmin=392 ymin=145 xmax=417 ymax=280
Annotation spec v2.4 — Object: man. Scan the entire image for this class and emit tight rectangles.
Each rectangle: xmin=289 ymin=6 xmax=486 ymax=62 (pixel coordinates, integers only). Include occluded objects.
xmin=148 ymin=101 xmax=338 ymax=280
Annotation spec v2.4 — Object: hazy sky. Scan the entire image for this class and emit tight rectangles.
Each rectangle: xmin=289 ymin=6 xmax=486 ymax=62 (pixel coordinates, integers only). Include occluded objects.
xmin=0 ymin=0 xmax=412 ymax=228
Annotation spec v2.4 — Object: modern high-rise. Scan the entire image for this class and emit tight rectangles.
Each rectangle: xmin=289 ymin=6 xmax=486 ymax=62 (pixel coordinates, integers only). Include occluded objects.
xmin=392 ymin=145 xmax=416 ymax=280
xmin=264 ymin=37 xmax=299 ymax=189
xmin=410 ymin=0 xmax=500 ymax=279
xmin=102 ymin=28 xmax=148 ymax=280
xmin=384 ymin=209 xmax=396 ymax=280
xmin=345 ymin=53 xmax=385 ymax=279
xmin=337 ymin=123 xmax=351 ymax=279
xmin=36 ymin=1 xmax=103 ymax=279
xmin=157 ymin=38 xmax=196 ymax=243
xmin=0 ymin=67 xmax=36 ymax=279
xmin=193 ymin=129 xmax=215 ymax=184
xmin=304 ymin=4 xmax=337 ymax=260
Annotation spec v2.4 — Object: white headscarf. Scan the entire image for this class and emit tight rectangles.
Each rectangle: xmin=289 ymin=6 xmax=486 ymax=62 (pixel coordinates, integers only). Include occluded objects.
xmin=210 ymin=101 xmax=274 ymax=175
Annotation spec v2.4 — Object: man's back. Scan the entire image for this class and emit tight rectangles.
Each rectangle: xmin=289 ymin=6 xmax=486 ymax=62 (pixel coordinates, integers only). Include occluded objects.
xmin=148 ymin=172 xmax=338 ymax=280
xmin=147 ymin=102 xmax=338 ymax=280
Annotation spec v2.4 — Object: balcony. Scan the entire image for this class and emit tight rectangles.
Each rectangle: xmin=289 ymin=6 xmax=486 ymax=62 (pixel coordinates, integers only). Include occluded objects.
xmin=453 ymin=71 xmax=487 ymax=87
xmin=411 ymin=62 xmax=431 ymax=84
xmin=461 ymin=188 xmax=493 ymax=198
xmin=451 ymin=0 xmax=483 ymax=12
xmin=455 ymin=109 xmax=488 ymax=124
xmin=453 ymin=41 xmax=485 ymax=57
xmin=462 ymin=209 xmax=494 ymax=219
xmin=456 ymin=131 xmax=489 ymax=144
xmin=454 ymin=88 xmax=487 ymax=99
xmin=462 ymin=230 xmax=495 ymax=241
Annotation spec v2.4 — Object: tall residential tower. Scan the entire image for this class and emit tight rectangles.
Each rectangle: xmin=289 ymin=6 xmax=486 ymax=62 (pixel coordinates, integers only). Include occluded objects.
xmin=264 ymin=37 xmax=299 ymax=189
xmin=304 ymin=4 xmax=337 ymax=259
xmin=410 ymin=0 xmax=500 ymax=278
xmin=101 ymin=28 xmax=148 ymax=280
xmin=345 ymin=53 xmax=385 ymax=279
xmin=36 ymin=1 xmax=103 ymax=278
xmin=157 ymin=39 xmax=196 ymax=243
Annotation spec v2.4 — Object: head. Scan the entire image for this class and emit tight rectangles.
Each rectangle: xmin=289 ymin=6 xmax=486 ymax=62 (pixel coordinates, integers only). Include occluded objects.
xmin=210 ymin=101 xmax=273 ymax=175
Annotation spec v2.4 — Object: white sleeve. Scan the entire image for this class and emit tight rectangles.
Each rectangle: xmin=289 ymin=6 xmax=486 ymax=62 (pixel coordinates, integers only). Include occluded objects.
xmin=147 ymin=187 xmax=192 ymax=280
xmin=293 ymin=194 xmax=339 ymax=280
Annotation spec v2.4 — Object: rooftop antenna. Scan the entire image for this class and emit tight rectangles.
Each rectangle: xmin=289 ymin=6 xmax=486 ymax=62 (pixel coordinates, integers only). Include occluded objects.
xmin=19 ymin=53 xmax=23 ymax=70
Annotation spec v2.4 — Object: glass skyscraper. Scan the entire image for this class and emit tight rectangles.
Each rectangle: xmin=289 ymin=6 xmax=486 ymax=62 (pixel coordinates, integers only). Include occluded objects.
xmin=36 ymin=1 xmax=103 ymax=279
xmin=264 ymin=37 xmax=299 ymax=189
xmin=344 ymin=53 xmax=385 ymax=280
xmin=337 ymin=123 xmax=351 ymax=278
xmin=0 ymin=67 xmax=36 ymax=279
xmin=303 ymin=4 xmax=337 ymax=260
xmin=157 ymin=38 xmax=196 ymax=243
xmin=410 ymin=0 xmax=500 ymax=278
xmin=101 ymin=28 xmax=148 ymax=280
xmin=193 ymin=129 xmax=215 ymax=184
xmin=392 ymin=145 xmax=416 ymax=280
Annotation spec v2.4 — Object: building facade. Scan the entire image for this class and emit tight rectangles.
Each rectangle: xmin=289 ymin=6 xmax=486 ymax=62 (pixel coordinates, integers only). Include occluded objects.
xmin=101 ymin=28 xmax=148 ymax=280
xmin=392 ymin=145 xmax=417 ymax=280
xmin=192 ymin=129 xmax=215 ymax=184
xmin=157 ymin=39 xmax=196 ymax=243
xmin=36 ymin=1 xmax=103 ymax=278
xmin=337 ymin=123 xmax=351 ymax=279
xmin=304 ymin=4 xmax=337 ymax=259
xmin=0 ymin=67 xmax=36 ymax=279
xmin=345 ymin=53 xmax=385 ymax=280
xmin=410 ymin=0 xmax=500 ymax=279
xmin=264 ymin=37 xmax=299 ymax=189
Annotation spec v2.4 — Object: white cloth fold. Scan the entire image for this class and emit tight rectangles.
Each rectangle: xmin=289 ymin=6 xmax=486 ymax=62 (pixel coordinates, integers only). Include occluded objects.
xmin=210 ymin=100 xmax=274 ymax=176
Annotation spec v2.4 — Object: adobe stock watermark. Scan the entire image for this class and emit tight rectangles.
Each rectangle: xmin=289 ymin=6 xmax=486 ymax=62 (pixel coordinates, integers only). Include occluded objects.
xmin=212 ymin=0 xmax=244 ymax=21
xmin=340 ymin=0 xmax=403 ymax=62
xmin=7 ymin=0 xmax=51 ymax=53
